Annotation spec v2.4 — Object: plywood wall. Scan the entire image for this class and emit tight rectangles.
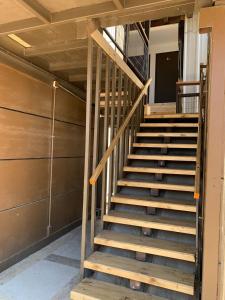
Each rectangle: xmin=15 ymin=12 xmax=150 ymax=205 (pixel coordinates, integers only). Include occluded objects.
xmin=0 ymin=63 xmax=85 ymax=265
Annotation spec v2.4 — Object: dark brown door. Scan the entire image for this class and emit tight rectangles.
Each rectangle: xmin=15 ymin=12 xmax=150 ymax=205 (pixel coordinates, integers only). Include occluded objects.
xmin=155 ymin=51 xmax=178 ymax=103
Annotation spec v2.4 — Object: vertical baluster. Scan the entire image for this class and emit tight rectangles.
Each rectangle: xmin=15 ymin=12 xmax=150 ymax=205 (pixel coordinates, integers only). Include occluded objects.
xmin=121 ymin=75 xmax=128 ymax=173
xmin=113 ymin=69 xmax=122 ymax=193
xmin=108 ymin=63 xmax=116 ymax=210
xmin=124 ymin=78 xmax=131 ymax=164
xmin=127 ymin=80 xmax=132 ymax=154
xmin=101 ymin=57 xmax=110 ymax=222
xmin=80 ymin=37 xmax=94 ymax=278
xmin=90 ymin=47 xmax=102 ymax=251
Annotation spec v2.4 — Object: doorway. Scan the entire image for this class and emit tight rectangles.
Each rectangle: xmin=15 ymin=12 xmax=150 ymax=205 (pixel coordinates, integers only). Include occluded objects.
xmin=155 ymin=51 xmax=178 ymax=103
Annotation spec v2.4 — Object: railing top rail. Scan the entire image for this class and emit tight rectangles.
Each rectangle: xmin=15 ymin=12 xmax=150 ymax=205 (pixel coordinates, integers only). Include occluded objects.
xmin=89 ymin=78 xmax=152 ymax=185
xmin=91 ymin=28 xmax=144 ymax=90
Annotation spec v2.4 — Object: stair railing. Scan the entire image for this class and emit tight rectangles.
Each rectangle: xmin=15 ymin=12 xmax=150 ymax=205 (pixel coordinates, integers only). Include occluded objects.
xmin=80 ymin=27 xmax=151 ymax=277
xmin=194 ymin=64 xmax=207 ymax=297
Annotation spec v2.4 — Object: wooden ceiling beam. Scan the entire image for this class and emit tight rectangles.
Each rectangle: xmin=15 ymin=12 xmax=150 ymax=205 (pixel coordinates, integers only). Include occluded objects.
xmin=112 ymin=0 xmax=124 ymax=9
xmin=49 ymin=60 xmax=87 ymax=71
xmin=0 ymin=0 xmax=195 ymax=36
xmin=16 ymin=0 xmax=51 ymax=24
xmin=24 ymin=39 xmax=88 ymax=57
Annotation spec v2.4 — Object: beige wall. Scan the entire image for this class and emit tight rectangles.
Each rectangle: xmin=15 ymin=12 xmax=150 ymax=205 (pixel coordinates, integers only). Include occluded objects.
xmin=199 ymin=6 xmax=225 ymax=300
xmin=0 ymin=63 xmax=85 ymax=266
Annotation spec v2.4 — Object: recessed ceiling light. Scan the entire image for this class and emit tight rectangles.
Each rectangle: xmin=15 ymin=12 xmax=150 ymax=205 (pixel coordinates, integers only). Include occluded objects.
xmin=8 ymin=34 xmax=31 ymax=48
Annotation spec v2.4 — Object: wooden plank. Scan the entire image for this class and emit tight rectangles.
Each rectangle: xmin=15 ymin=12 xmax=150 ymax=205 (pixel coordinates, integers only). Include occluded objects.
xmin=84 ymin=252 xmax=195 ymax=295
xmin=91 ymin=29 xmax=144 ymax=90
xmin=0 ymin=108 xmax=51 ymax=159
xmin=176 ymin=80 xmax=200 ymax=86
xmin=111 ymin=194 xmax=196 ymax=212
xmin=103 ymin=211 xmax=196 ymax=235
xmin=94 ymin=230 xmax=196 ymax=262
xmin=90 ymin=79 xmax=151 ymax=185
xmin=133 ymin=143 xmax=197 ymax=149
xmin=123 ymin=166 xmax=196 ymax=175
xmin=0 ymin=159 xmax=49 ymax=212
xmin=128 ymin=154 xmax=197 ymax=162
xmin=54 ymin=121 xmax=85 ymax=158
xmin=140 ymin=123 xmax=198 ymax=127
xmin=117 ymin=179 xmax=195 ymax=192
xmin=71 ymin=278 xmax=166 ymax=300
xmin=144 ymin=113 xmax=199 ymax=119
xmin=0 ymin=199 xmax=48 ymax=262
xmin=0 ymin=63 xmax=52 ymax=117
xmin=136 ymin=132 xmax=198 ymax=137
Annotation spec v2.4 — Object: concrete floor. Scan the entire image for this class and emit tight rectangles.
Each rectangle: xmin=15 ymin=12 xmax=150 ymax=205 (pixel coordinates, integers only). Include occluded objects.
xmin=0 ymin=225 xmax=86 ymax=300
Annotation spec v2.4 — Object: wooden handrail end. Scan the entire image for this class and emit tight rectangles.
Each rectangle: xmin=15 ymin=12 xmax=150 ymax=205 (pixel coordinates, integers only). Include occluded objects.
xmin=194 ymin=192 xmax=200 ymax=200
xmin=90 ymin=177 xmax=96 ymax=185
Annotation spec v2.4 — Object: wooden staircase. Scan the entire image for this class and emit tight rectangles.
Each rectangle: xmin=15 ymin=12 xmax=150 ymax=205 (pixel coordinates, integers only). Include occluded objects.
xmin=72 ymin=113 xmax=200 ymax=299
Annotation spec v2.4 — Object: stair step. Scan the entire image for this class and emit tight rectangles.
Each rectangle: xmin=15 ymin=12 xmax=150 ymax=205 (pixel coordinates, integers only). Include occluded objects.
xmin=137 ymin=132 xmax=198 ymax=138
xmin=84 ymin=252 xmax=195 ymax=295
xmin=144 ymin=113 xmax=199 ymax=119
xmin=71 ymin=278 xmax=166 ymax=300
xmin=117 ymin=179 xmax=195 ymax=192
xmin=123 ymin=166 xmax=196 ymax=176
xmin=140 ymin=123 xmax=198 ymax=127
xmin=103 ymin=211 xmax=196 ymax=235
xmin=111 ymin=194 xmax=197 ymax=212
xmin=133 ymin=143 xmax=197 ymax=149
xmin=128 ymin=154 xmax=196 ymax=162
xmin=94 ymin=230 xmax=196 ymax=262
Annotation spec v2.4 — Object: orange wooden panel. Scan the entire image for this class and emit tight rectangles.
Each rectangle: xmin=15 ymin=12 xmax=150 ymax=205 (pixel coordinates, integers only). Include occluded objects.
xmin=55 ymin=88 xmax=86 ymax=126
xmin=0 ymin=199 xmax=48 ymax=262
xmin=54 ymin=121 xmax=85 ymax=157
xmin=0 ymin=108 xmax=51 ymax=159
xmin=0 ymin=64 xmax=52 ymax=117
xmin=0 ymin=159 xmax=50 ymax=211
xmin=52 ymin=157 xmax=84 ymax=196
xmin=51 ymin=189 xmax=83 ymax=232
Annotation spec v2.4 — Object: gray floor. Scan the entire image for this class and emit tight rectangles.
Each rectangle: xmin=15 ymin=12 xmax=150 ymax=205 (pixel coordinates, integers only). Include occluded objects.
xmin=0 ymin=225 xmax=86 ymax=300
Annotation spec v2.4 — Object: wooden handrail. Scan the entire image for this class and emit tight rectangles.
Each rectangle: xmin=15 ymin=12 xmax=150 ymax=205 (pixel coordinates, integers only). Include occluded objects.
xmin=91 ymin=29 xmax=145 ymax=90
xmin=90 ymin=78 xmax=152 ymax=185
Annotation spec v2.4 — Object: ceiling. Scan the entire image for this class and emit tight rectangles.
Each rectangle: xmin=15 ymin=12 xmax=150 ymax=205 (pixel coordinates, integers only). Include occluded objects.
xmin=0 ymin=0 xmax=213 ymax=92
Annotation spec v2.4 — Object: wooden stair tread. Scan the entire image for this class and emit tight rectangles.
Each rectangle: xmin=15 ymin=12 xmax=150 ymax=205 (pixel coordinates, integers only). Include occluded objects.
xmin=117 ymin=179 xmax=195 ymax=192
xmin=71 ymin=278 xmax=165 ymax=300
xmin=128 ymin=154 xmax=196 ymax=162
xmin=133 ymin=143 xmax=197 ymax=149
xmin=136 ymin=132 xmax=198 ymax=137
xmin=103 ymin=211 xmax=196 ymax=235
xmin=111 ymin=194 xmax=196 ymax=212
xmin=94 ymin=230 xmax=196 ymax=262
xmin=123 ymin=166 xmax=196 ymax=175
xmin=144 ymin=113 xmax=199 ymax=119
xmin=140 ymin=123 xmax=198 ymax=127
xmin=84 ymin=252 xmax=195 ymax=295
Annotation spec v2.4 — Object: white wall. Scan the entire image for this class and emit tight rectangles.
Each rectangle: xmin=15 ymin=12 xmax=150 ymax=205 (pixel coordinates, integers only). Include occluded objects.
xmin=149 ymin=24 xmax=179 ymax=103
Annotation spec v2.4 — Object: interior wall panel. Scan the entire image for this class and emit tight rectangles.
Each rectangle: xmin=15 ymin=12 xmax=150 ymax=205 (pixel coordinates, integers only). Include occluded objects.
xmin=53 ymin=121 xmax=85 ymax=158
xmin=0 ymin=64 xmax=52 ymax=117
xmin=51 ymin=189 xmax=83 ymax=233
xmin=55 ymin=88 xmax=86 ymax=125
xmin=0 ymin=159 xmax=50 ymax=212
xmin=0 ymin=199 xmax=49 ymax=262
xmin=0 ymin=108 xmax=51 ymax=159
xmin=52 ymin=157 xmax=84 ymax=196
xmin=0 ymin=62 xmax=85 ymax=268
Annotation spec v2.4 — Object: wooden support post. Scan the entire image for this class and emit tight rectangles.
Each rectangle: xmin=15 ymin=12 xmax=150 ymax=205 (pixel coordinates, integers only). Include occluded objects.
xmin=80 ymin=37 xmax=94 ymax=278
xmin=91 ymin=47 xmax=102 ymax=251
